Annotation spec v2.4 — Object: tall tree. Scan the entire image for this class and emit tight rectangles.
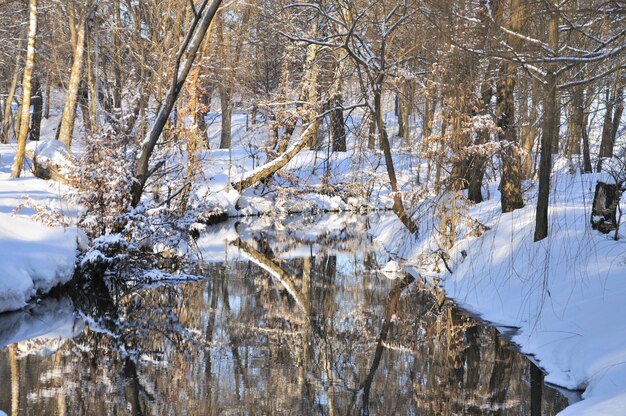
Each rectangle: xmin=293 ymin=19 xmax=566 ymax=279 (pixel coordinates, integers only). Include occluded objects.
xmin=496 ymin=0 xmax=524 ymax=213
xmin=130 ymin=0 xmax=223 ymax=207
xmin=11 ymin=0 xmax=37 ymax=178
xmin=58 ymin=3 xmax=93 ymax=150
xmin=534 ymin=8 xmax=559 ymax=242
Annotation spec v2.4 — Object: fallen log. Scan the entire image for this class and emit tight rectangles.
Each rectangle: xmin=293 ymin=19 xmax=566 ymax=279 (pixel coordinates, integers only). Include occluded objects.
xmin=26 ymin=140 xmax=73 ymax=185
xmin=231 ymin=122 xmax=315 ymax=192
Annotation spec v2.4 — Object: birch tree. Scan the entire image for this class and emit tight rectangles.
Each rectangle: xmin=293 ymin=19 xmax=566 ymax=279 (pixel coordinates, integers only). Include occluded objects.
xmin=11 ymin=0 xmax=37 ymax=178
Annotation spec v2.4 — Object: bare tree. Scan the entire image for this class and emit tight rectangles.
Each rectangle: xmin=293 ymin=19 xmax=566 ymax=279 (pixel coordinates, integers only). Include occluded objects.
xmin=11 ymin=0 xmax=37 ymax=178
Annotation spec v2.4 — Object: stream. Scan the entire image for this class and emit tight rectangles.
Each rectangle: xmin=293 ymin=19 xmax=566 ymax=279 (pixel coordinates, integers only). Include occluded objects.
xmin=0 ymin=213 xmax=573 ymax=415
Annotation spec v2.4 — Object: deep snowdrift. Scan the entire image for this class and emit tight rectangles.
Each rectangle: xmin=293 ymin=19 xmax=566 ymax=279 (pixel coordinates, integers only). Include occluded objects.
xmin=0 ymin=143 xmax=78 ymax=314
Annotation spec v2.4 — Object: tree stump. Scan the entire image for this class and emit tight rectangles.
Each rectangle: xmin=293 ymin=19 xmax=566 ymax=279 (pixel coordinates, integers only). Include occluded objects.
xmin=591 ymin=181 xmax=621 ymax=233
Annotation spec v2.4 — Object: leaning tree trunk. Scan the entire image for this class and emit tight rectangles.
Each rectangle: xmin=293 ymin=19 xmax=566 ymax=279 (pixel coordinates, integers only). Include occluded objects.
xmin=58 ymin=9 xmax=87 ymax=150
xmin=11 ymin=0 xmax=37 ymax=178
xmin=374 ymin=84 xmax=418 ymax=234
xmin=131 ymin=0 xmax=223 ymax=207
xmin=232 ymin=122 xmax=317 ymax=191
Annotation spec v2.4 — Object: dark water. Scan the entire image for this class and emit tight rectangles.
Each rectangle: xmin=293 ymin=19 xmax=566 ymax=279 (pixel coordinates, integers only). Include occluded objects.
xmin=0 ymin=214 xmax=570 ymax=415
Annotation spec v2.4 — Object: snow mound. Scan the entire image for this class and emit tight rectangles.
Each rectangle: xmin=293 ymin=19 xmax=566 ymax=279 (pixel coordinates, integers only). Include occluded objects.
xmin=0 ymin=213 xmax=78 ymax=313
xmin=26 ymin=140 xmax=72 ymax=170
xmin=381 ymin=260 xmax=405 ymax=280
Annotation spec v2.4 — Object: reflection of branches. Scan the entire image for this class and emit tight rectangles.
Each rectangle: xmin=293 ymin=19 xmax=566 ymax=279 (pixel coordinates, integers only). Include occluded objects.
xmin=352 ymin=274 xmax=414 ymax=415
xmin=232 ymin=238 xmax=310 ymax=315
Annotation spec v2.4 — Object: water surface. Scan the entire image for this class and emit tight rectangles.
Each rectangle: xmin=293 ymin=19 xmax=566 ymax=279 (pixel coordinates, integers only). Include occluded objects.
xmin=0 ymin=214 xmax=570 ymax=415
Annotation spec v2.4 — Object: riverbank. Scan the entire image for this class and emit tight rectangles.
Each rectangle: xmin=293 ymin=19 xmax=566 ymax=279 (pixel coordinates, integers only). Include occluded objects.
xmin=2 ymin=121 xmax=626 ymax=414
xmin=373 ymin=159 xmax=626 ymax=415
xmin=0 ymin=143 xmax=79 ymax=314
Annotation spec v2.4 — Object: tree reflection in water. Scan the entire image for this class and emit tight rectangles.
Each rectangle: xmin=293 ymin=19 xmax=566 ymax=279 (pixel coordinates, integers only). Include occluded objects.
xmin=0 ymin=214 xmax=570 ymax=415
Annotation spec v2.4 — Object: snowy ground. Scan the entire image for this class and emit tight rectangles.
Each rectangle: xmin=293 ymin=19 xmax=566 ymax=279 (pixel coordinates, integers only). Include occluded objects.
xmin=373 ymin=160 xmax=626 ymax=415
xmin=0 ymin=109 xmax=80 ymax=314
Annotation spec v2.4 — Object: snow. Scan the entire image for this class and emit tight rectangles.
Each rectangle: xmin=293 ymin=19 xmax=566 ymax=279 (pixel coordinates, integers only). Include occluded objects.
xmin=374 ymin=165 xmax=626 ymax=415
xmin=1 ymin=93 xmax=625 ymax=415
xmin=0 ymin=142 xmax=79 ymax=314
xmin=26 ymin=139 xmax=72 ymax=170
xmin=381 ymin=260 xmax=404 ymax=280
xmin=0 ymin=296 xmax=83 ymax=350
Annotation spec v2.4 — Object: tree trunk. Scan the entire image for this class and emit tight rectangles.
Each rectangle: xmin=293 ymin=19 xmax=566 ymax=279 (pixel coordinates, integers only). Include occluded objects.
xmin=77 ymin=81 xmax=92 ymax=134
xmin=521 ymin=79 xmax=540 ymax=179
xmin=534 ymin=12 xmax=559 ymax=242
xmin=367 ymin=112 xmax=376 ymax=150
xmin=29 ymin=76 xmax=43 ymax=141
xmin=44 ymin=75 xmax=51 ymax=119
xmin=496 ymin=0 xmax=524 ymax=213
xmin=11 ymin=0 xmax=37 ymax=178
xmin=591 ymin=182 xmax=621 ymax=234
xmin=597 ymin=83 xmax=614 ymax=172
xmin=2 ymin=56 xmax=20 ymax=144
xmin=232 ymin=122 xmax=316 ymax=191
xmin=330 ymin=95 xmax=346 ymax=152
xmin=58 ymin=9 xmax=88 ymax=150
xmin=329 ymin=53 xmax=347 ymax=152
xmin=374 ymin=85 xmax=418 ymax=234
xmin=567 ymin=85 xmax=584 ymax=159
xmin=397 ymin=80 xmax=411 ymax=147
xmin=467 ymin=76 xmax=494 ymax=203
xmin=219 ymin=87 xmax=232 ymax=149
xmin=609 ymin=85 xmax=624 ymax=154
xmin=131 ymin=0 xmax=222 ymax=207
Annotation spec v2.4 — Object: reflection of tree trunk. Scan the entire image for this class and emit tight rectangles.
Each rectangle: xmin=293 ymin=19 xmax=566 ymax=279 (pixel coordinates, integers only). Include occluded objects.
xmin=10 ymin=345 xmax=19 ymax=416
xmin=221 ymin=279 xmax=250 ymax=398
xmin=488 ymin=335 xmax=513 ymax=406
xmin=123 ymin=357 xmax=145 ymax=416
xmin=356 ymin=274 xmax=414 ymax=415
xmin=233 ymin=238 xmax=310 ymax=314
xmin=463 ymin=325 xmax=481 ymax=390
xmin=530 ymin=362 xmax=543 ymax=416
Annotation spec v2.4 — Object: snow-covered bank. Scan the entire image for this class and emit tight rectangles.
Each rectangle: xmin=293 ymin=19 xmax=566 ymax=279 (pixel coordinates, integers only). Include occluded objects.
xmin=375 ymin=163 xmax=626 ymax=415
xmin=0 ymin=143 xmax=79 ymax=314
